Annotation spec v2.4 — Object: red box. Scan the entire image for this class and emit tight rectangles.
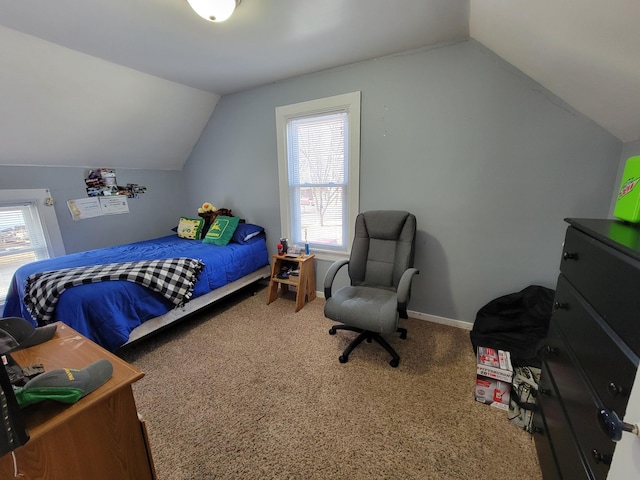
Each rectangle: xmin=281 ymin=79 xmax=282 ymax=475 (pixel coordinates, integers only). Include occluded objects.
xmin=475 ymin=347 xmax=513 ymax=410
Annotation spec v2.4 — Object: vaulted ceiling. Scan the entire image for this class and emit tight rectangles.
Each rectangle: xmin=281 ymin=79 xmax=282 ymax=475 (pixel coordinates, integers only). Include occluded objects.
xmin=0 ymin=0 xmax=638 ymax=169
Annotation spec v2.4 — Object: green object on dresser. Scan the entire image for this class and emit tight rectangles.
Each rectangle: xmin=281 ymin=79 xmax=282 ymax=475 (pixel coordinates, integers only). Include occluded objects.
xmin=614 ymin=155 xmax=640 ymax=223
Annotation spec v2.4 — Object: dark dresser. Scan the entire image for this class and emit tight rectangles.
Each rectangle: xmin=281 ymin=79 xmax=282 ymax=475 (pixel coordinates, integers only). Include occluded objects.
xmin=534 ymin=218 xmax=640 ymax=480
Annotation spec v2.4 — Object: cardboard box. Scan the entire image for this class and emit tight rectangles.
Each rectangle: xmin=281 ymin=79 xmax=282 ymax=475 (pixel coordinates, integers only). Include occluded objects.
xmin=475 ymin=347 xmax=513 ymax=410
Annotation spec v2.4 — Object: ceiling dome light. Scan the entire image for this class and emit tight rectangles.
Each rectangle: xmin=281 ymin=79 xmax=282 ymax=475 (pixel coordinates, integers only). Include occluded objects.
xmin=187 ymin=0 xmax=240 ymax=23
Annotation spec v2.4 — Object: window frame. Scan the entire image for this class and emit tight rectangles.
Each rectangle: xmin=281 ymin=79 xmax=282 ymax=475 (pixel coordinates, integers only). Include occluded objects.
xmin=0 ymin=189 xmax=65 ymax=257
xmin=0 ymin=189 xmax=65 ymax=307
xmin=275 ymin=91 xmax=361 ymax=261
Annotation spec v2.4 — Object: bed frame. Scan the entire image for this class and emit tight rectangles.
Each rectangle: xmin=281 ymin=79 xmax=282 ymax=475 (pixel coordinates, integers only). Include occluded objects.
xmin=123 ymin=264 xmax=271 ymax=347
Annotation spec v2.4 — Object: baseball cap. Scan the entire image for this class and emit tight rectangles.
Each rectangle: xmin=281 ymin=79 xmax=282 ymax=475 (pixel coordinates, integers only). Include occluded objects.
xmin=0 ymin=317 xmax=57 ymax=355
xmin=13 ymin=359 xmax=113 ymax=408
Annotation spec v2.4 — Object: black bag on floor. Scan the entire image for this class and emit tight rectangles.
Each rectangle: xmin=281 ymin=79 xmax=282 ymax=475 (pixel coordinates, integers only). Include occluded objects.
xmin=470 ymin=285 xmax=555 ymax=367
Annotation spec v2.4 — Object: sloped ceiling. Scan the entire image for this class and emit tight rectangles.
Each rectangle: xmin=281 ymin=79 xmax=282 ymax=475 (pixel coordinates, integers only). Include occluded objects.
xmin=0 ymin=0 xmax=638 ymax=170
xmin=471 ymin=0 xmax=640 ymax=145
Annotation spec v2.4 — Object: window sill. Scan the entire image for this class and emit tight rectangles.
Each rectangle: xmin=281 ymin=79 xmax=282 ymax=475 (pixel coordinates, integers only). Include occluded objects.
xmin=307 ymin=249 xmax=349 ymax=263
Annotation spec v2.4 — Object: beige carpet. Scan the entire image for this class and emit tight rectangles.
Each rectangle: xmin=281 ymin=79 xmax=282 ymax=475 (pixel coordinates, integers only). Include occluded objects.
xmin=119 ymin=285 xmax=542 ymax=480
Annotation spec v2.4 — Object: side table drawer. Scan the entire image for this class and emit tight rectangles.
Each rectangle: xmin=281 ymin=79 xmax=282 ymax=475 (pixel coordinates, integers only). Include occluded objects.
xmin=552 ymin=275 xmax=637 ymax=416
xmin=561 ymin=226 xmax=640 ymax=356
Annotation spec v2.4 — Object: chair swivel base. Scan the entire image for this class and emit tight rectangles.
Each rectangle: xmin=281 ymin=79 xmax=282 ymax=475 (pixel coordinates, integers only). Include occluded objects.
xmin=329 ymin=325 xmax=407 ymax=367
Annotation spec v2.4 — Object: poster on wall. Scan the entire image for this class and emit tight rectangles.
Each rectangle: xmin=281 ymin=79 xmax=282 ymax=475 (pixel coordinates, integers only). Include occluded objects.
xmin=85 ymin=168 xmax=147 ymax=198
xmin=67 ymin=198 xmax=103 ymax=222
xmin=67 ymin=196 xmax=129 ymax=221
xmin=99 ymin=196 xmax=129 ymax=215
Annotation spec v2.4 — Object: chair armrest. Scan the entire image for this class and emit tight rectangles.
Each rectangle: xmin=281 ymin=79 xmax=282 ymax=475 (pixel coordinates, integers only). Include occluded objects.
xmin=397 ymin=268 xmax=419 ymax=318
xmin=323 ymin=259 xmax=349 ymax=300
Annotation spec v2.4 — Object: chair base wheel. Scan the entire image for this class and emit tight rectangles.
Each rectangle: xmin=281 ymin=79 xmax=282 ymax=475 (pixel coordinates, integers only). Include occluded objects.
xmin=329 ymin=326 xmax=405 ymax=367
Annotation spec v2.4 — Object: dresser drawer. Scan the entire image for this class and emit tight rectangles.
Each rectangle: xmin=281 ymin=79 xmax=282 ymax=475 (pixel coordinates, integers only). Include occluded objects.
xmin=543 ymin=324 xmax=615 ymax=480
xmin=551 ymin=274 xmax=637 ymax=416
xmin=532 ymin=390 xmax=561 ymax=480
xmin=536 ymin=360 xmax=590 ymax=480
xmin=561 ymin=226 xmax=640 ymax=357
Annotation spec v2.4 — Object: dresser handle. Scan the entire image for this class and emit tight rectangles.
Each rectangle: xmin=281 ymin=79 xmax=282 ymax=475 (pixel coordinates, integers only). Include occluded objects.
xmin=532 ymin=425 xmax=544 ymax=435
xmin=553 ymin=301 xmax=567 ymax=310
xmin=562 ymin=251 xmax=578 ymax=260
xmin=597 ymin=408 xmax=640 ymax=442
xmin=608 ymin=382 xmax=628 ymax=397
xmin=591 ymin=449 xmax=612 ymax=465
xmin=540 ymin=345 xmax=557 ymax=357
xmin=538 ymin=387 xmax=551 ymax=396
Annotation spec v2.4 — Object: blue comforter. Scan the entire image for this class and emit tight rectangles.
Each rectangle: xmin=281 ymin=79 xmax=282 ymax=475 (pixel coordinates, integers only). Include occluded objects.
xmin=2 ymin=234 xmax=269 ymax=351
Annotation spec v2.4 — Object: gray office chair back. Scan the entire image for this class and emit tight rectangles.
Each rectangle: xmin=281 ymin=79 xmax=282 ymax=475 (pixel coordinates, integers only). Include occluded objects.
xmin=349 ymin=210 xmax=416 ymax=290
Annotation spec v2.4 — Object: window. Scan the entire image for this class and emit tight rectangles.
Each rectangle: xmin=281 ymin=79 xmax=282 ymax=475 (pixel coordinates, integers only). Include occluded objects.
xmin=275 ymin=92 xmax=361 ymax=259
xmin=0 ymin=189 xmax=65 ymax=306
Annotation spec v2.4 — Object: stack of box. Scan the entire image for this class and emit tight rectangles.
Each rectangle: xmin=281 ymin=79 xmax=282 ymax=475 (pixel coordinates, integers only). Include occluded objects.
xmin=475 ymin=346 xmax=513 ymax=410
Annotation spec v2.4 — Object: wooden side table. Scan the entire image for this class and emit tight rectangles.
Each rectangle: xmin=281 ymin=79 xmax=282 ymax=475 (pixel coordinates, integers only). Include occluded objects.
xmin=267 ymin=254 xmax=316 ymax=312
xmin=0 ymin=323 xmax=156 ymax=480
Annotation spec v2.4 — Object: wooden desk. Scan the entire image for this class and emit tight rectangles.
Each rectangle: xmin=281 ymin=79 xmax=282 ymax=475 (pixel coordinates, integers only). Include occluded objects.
xmin=267 ymin=254 xmax=316 ymax=312
xmin=0 ymin=323 xmax=156 ymax=480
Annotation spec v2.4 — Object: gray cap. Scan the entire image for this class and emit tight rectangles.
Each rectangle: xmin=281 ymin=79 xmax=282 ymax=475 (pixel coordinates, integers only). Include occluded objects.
xmin=0 ymin=317 xmax=57 ymax=355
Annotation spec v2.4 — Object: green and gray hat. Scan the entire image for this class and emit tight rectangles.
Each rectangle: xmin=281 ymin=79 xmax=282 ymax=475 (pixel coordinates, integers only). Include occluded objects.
xmin=13 ymin=359 xmax=113 ymax=408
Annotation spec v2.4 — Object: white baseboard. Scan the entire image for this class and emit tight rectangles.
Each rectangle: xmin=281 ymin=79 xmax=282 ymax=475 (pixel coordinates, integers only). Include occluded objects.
xmin=407 ymin=310 xmax=473 ymax=331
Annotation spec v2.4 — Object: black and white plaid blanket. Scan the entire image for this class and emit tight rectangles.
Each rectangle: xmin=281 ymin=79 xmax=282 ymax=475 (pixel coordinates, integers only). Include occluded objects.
xmin=24 ymin=257 xmax=205 ymax=325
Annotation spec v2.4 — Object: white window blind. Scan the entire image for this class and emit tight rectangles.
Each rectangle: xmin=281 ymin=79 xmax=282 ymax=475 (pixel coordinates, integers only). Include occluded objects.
xmin=276 ymin=92 xmax=360 ymax=257
xmin=0 ymin=202 xmax=51 ymax=305
xmin=287 ymin=112 xmax=348 ymax=250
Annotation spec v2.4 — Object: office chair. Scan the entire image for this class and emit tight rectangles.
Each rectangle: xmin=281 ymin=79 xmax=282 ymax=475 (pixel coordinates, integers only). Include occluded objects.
xmin=324 ymin=210 xmax=418 ymax=367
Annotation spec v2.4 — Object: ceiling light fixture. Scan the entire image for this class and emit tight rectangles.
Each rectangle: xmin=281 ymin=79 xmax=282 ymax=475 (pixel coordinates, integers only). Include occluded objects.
xmin=187 ymin=0 xmax=240 ymax=23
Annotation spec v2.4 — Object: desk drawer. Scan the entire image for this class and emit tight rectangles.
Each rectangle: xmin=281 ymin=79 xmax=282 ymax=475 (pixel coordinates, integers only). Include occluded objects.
xmin=552 ymin=275 xmax=637 ymax=416
xmin=543 ymin=325 xmax=614 ymax=480
xmin=561 ymin=226 xmax=640 ymax=356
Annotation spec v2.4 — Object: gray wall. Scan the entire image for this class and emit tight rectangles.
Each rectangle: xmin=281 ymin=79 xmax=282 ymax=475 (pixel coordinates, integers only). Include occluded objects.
xmin=0 ymin=165 xmax=187 ymax=253
xmin=183 ymin=39 xmax=622 ymax=324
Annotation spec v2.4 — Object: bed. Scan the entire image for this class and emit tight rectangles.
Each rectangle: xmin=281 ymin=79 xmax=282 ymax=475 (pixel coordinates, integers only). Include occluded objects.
xmin=1 ymin=227 xmax=270 ymax=351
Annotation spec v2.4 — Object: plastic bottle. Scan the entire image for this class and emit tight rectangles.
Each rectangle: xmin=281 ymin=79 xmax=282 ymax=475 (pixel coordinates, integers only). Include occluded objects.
xmin=304 ymin=229 xmax=310 ymax=255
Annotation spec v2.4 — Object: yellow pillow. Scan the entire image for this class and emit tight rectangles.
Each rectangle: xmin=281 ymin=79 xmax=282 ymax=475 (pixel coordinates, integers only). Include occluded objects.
xmin=176 ymin=217 xmax=204 ymax=240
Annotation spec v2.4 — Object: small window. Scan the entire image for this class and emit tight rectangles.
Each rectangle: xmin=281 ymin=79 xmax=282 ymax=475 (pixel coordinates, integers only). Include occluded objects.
xmin=0 ymin=189 xmax=65 ymax=306
xmin=275 ymin=92 xmax=361 ymax=258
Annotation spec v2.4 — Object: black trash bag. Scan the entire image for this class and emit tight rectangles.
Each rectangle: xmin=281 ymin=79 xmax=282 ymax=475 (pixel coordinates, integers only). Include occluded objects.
xmin=470 ymin=285 xmax=555 ymax=367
